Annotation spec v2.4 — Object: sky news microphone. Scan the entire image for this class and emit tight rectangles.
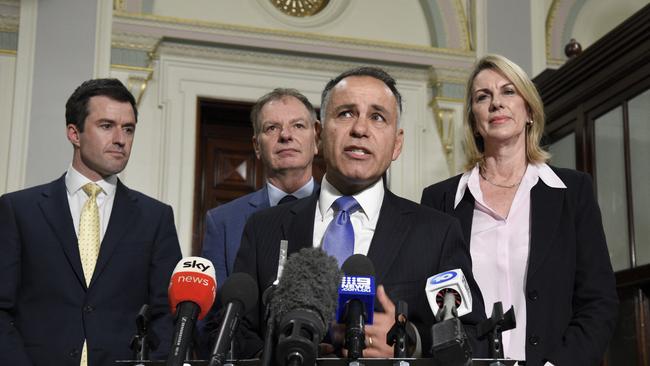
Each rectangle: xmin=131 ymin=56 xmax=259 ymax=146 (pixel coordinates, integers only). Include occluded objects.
xmin=337 ymin=254 xmax=376 ymax=360
xmin=271 ymin=248 xmax=341 ymax=366
xmin=207 ymin=272 xmax=258 ymax=366
xmin=166 ymin=257 xmax=217 ymax=366
xmin=425 ymin=269 xmax=472 ymax=366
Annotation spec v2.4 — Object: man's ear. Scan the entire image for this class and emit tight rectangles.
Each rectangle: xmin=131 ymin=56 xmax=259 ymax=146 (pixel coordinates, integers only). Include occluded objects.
xmin=392 ymin=128 xmax=404 ymax=161
xmin=252 ymin=135 xmax=262 ymax=160
xmin=314 ymin=120 xmax=322 ymax=155
xmin=67 ymin=124 xmax=81 ymax=148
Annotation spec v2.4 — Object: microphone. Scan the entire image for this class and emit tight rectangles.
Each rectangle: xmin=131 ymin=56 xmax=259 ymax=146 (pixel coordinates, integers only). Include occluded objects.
xmin=386 ymin=300 xmax=416 ymax=358
xmin=207 ymin=272 xmax=258 ymax=366
xmin=337 ymin=254 xmax=376 ymax=360
xmin=425 ymin=269 xmax=472 ymax=366
xmin=271 ymin=248 xmax=341 ymax=366
xmin=166 ymin=257 xmax=217 ymax=366
xmin=130 ymin=304 xmax=159 ymax=362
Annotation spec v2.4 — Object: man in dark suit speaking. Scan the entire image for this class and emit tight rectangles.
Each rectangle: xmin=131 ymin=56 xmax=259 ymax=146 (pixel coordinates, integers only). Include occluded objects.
xmin=0 ymin=79 xmax=182 ymax=366
xmin=232 ymin=67 xmax=486 ymax=358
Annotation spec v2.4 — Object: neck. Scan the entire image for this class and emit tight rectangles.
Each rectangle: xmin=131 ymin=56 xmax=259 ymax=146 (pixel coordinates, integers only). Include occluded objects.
xmin=267 ymin=169 xmax=312 ymax=193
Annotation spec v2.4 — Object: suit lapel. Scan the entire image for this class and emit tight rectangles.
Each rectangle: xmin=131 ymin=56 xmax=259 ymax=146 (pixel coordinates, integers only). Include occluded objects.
xmin=452 ymin=189 xmax=475 ymax=245
xmin=285 ymin=194 xmax=318 ymax=255
xmin=91 ymin=180 xmax=138 ymax=285
xmin=528 ymin=181 xmax=565 ymax=279
xmin=39 ymin=176 xmax=87 ymax=288
xmin=367 ymin=191 xmax=413 ymax=285
xmin=249 ymin=186 xmax=270 ymax=210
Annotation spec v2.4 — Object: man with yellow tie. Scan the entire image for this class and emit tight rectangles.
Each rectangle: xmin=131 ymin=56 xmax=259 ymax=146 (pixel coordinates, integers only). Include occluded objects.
xmin=0 ymin=79 xmax=182 ymax=366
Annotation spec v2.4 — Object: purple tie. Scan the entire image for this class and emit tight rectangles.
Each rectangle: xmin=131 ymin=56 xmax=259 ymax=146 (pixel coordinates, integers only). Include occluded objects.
xmin=322 ymin=196 xmax=360 ymax=267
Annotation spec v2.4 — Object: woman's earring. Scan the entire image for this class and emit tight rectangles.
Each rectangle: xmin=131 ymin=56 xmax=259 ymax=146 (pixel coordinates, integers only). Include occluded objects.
xmin=526 ymin=119 xmax=533 ymax=126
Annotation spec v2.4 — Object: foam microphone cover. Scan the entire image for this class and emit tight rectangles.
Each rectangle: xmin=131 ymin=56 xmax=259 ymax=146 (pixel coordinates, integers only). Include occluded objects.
xmin=270 ymin=248 xmax=342 ymax=330
xmin=168 ymin=257 xmax=217 ymax=320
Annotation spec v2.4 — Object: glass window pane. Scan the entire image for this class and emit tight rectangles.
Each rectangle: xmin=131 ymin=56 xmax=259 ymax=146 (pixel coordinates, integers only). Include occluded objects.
xmin=548 ymin=132 xmax=576 ymax=169
xmin=594 ymin=106 xmax=630 ymax=271
xmin=628 ymin=89 xmax=650 ymax=266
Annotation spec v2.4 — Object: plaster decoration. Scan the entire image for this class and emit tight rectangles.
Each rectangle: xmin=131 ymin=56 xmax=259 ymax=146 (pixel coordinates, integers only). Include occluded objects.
xmin=546 ymin=0 xmax=583 ymax=64
xmin=420 ymin=0 xmax=471 ymax=50
xmin=156 ymin=40 xmax=433 ymax=82
xmin=0 ymin=13 xmax=18 ymax=32
xmin=256 ymin=0 xmax=350 ymax=27
xmin=112 ymin=31 xmax=160 ymax=51
xmin=112 ymin=10 xmax=474 ymax=69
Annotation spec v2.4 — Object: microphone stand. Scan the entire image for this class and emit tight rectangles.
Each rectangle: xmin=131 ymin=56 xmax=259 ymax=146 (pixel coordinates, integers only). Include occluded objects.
xmin=387 ymin=301 xmax=410 ymax=358
xmin=260 ymin=285 xmax=277 ymax=366
xmin=477 ymin=302 xmax=516 ymax=366
xmin=130 ymin=304 xmax=159 ymax=364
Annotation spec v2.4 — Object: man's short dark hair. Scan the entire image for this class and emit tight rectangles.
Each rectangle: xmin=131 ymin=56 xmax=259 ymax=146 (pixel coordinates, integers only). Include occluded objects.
xmin=65 ymin=78 xmax=137 ymax=131
xmin=250 ymin=88 xmax=317 ymax=136
xmin=320 ymin=66 xmax=403 ymax=123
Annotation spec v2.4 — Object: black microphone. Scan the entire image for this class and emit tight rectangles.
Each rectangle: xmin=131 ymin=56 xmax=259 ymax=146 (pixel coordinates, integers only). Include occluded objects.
xmin=337 ymin=254 xmax=376 ymax=360
xmin=207 ymin=272 xmax=258 ymax=366
xmin=271 ymin=248 xmax=341 ymax=366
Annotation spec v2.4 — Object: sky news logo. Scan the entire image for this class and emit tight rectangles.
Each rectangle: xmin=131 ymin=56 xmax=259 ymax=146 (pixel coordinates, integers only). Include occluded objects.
xmin=340 ymin=276 xmax=372 ymax=293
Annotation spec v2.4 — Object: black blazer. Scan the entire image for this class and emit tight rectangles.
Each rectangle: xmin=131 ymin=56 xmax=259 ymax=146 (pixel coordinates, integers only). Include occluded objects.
xmin=231 ymin=188 xmax=487 ymax=358
xmin=0 ymin=176 xmax=182 ymax=366
xmin=421 ymin=167 xmax=618 ymax=366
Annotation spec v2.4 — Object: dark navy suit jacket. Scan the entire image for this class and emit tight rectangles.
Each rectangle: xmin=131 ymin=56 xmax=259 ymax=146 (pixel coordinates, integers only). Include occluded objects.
xmin=0 ymin=175 xmax=182 ymax=366
xmin=421 ymin=167 xmax=618 ymax=366
xmin=231 ymin=189 xmax=487 ymax=358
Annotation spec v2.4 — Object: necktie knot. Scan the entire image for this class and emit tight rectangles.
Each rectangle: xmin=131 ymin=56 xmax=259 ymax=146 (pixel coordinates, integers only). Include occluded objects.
xmin=82 ymin=183 xmax=102 ymax=199
xmin=332 ymin=195 xmax=360 ymax=213
xmin=278 ymin=194 xmax=297 ymax=205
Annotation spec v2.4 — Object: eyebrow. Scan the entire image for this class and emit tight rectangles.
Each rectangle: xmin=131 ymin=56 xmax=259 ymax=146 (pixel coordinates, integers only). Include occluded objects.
xmin=473 ymin=82 xmax=515 ymax=94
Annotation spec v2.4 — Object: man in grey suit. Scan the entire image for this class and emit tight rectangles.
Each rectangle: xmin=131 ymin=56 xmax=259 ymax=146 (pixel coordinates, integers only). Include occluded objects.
xmin=200 ymin=88 xmax=320 ymax=288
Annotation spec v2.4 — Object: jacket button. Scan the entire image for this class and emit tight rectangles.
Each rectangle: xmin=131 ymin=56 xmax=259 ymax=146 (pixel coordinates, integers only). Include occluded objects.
xmin=529 ymin=335 xmax=539 ymax=346
xmin=69 ymin=348 xmax=79 ymax=357
xmin=528 ymin=290 xmax=539 ymax=301
xmin=83 ymin=305 xmax=95 ymax=313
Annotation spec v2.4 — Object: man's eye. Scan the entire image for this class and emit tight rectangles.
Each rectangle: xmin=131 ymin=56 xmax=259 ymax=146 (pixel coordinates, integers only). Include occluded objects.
xmin=100 ymin=124 xmax=111 ymax=129
xmin=371 ymin=113 xmax=386 ymax=122
xmin=339 ymin=111 xmax=353 ymax=118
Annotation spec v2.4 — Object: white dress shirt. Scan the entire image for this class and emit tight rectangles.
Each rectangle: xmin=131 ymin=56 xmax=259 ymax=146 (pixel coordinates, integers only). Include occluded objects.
xmin=312 ymin=175 xmax=384 ymax=254
xmin=65 ymin=165 xmax=118 ymax=242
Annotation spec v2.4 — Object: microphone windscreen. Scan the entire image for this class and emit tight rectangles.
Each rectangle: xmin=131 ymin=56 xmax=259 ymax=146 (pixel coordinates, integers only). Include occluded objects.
xmin=342 ymin=254 xmax=375 ymax=277
xmin=218 ymin=272 xmax=258 ymax=313
xmin=270 ymin=248 xmax=342 ymax=330
xmin=168 ymin=256 xmax=217 ymax=320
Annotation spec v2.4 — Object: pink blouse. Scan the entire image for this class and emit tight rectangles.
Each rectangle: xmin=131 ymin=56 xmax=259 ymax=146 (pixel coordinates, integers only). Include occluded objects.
xmin=453 ymin=163 xmax=566 ymax=361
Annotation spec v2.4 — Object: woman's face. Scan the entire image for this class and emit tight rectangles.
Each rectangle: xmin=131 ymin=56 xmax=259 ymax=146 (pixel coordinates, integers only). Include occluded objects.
xmin=471 ymin=69 xmax=530 ymax=150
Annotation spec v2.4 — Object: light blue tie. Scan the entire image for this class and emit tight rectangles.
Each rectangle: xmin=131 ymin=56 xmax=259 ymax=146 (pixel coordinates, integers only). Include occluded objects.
xmin=322 ymin=196 xmax=360 ymax=267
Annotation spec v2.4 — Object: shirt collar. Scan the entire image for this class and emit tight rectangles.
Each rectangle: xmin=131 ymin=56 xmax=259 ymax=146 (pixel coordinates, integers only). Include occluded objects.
xmin=267 ymin=177 xmax=315 ymax=207
xmin=453 ymin=163 xmax=566 ymax=208
xmin=65 ymin=165 xmax=117 ymax=198
xmin=319 ymin=175 xmax=384 ymax=221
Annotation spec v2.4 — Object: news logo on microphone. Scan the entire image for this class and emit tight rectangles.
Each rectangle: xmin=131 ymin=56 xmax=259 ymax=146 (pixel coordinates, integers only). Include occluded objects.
xmin=168 ymin=257 xmax=217 ymax=320
xmin=337 ymin=275 xmax=376 ymax=324
xmin=425 ymin=269 xmax=472 ymax=318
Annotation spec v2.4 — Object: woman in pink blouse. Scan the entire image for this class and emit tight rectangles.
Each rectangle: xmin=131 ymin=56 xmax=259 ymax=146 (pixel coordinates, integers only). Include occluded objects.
xmin=421 ymin=54 xmax=617 ymax=366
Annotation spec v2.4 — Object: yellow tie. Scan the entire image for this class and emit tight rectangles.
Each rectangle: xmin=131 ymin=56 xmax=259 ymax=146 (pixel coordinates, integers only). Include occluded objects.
xmin=79 ymin=183 xmax=101 ymax=366
xmin=79 ymin=183 xmax=102 ymax=285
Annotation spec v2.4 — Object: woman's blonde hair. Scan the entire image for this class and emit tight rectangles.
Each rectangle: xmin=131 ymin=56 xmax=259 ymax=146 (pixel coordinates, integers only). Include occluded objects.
xmin=463 ymin=54 xmax=550 ymax=170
